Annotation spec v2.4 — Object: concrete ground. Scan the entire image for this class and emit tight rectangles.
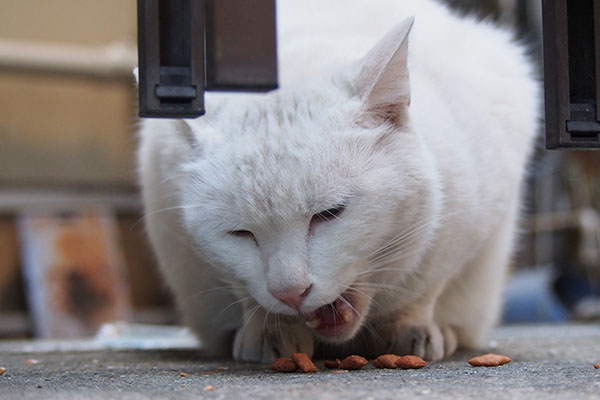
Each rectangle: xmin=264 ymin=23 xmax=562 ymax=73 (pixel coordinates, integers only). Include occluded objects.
xmin=1 ymin=324 xmax=599 ymax=399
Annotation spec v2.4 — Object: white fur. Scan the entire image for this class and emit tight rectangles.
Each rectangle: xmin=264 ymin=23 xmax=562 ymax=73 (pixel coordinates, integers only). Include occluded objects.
xmin=137 ymin=0 xmax=539 ymax=362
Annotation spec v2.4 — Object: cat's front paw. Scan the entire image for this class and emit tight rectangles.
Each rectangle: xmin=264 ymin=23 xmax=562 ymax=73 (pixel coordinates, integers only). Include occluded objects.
xmin=233 ymin=313 xmax=314 ymax=363
xmin=379 ymin=321 xmax=456 ymax=361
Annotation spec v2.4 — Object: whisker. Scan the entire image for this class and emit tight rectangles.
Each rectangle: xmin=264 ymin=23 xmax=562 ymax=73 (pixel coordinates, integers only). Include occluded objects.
xmin=277 ymin=314 xmax=285 ymax=357
xmin=366 ymin=209 xmax=463 ymax=264
xmin=278 ymin=317 xmax=289 ymax=355
xmin=335 ymin=283 xmax=386 ymax=311
xmin=141 ymin=204 xmax=206 ymax=221
xmin=214 ymin=296 xmax=252 ymax=323
xmin=131 ymin=201 xmax=220 ymax=231
xmin=263 ymin=310 xmax=270 ymax=335
xmin=354 ymin=246 xmax=422 ymax=277
xmin=351 ymin=282 xmax=421 ymax=297
xmin=355 ymin=225 xmax=441 ymax=280
xmin=366 ymin=232 xmax=423 ymax=265
xmin=180 ymin=284 xmax=246 ymax=304
xmin=331 ymin=303 xmax=338 ymax=335
xmin=236 ymin=304 xmax=261 ymax=349
xmin=366 ymin=217 xmax=439 ymax=264
xmin=157 ymin=173 xmax=188 ymax=186
xmin=337 ymin=295 xmax=359 ymax=316
xmin=361 ymin=321 xmax=388 ymax=350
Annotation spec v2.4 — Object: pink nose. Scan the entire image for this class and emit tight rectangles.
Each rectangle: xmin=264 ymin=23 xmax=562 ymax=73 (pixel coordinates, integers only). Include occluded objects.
xmin=270 ymin=285 xmax=312 ymax=310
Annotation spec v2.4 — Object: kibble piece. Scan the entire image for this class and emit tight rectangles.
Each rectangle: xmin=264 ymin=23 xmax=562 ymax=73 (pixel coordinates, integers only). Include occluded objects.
xmin=291 ymin=353 xmax=318 ymax=373
xmin=373 ymin=354 xmax=401 ymax=369
xmin=0 ymin=367 xmax=6 ymax=376
xmin=339 ymin=355 xmax=368 ymax=370
xmin=323 ymin=359 xmax=341 ymax=369
xmin=594 ymin=364 xmax=599 ymax=369
xmin=395 ymin=355 xmax=428 ymax=369
xmin=270 ymin=357 xmax=298 ymax=373
xmin=468 ymin=353 xmax=512 ymax=367
xmin=204 ymin=385 xmax=215 ymax=391
xmin=180 ymin=372 xmax=190 ymax=378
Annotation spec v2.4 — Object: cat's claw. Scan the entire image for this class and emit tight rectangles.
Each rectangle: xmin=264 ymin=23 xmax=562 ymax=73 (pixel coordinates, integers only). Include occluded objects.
xmin=441 ymin=325 xmax=458 ymax=357
xmin=389 ymin=323 xmax=443 ymax=360
xmin=380 ymin=321 xmax=456 ymax=361
xmin=233 ymin=313 xmax=314 ymax=363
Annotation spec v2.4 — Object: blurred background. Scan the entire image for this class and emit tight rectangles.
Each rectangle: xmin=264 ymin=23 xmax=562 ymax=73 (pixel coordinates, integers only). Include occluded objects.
xmin=0 ymin=0 xmax=172 ymax=339
xmin=0 ymin=0 xmax=598 ymax=340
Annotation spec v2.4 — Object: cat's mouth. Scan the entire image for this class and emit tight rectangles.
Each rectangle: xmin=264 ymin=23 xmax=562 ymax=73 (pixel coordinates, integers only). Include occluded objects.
xmin=302 ymin=290 xmax=360 ymax=340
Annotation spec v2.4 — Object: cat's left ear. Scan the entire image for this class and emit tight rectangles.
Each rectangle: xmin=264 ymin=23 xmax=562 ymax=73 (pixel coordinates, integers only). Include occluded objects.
xmin=355 ymin=17 xmax=414 ymax=127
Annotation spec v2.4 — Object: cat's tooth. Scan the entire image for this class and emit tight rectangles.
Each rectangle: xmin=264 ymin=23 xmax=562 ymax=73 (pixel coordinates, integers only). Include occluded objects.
xmin=342 ymin=312 xmax=354 ymax=323
xmin=305 ymin=317 xmax=321 ymax=329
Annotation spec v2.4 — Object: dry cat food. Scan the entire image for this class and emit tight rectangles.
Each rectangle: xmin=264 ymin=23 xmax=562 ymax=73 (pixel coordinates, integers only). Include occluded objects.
xmin=323 ymin=359 xmax=341 ymax=369
xmin=468 ymin=353 xmax=512 ymax=367
xmin=0 ymin=367 xmax=6 ymax=376
xmin=594 ymin=364 xmax=599 ymax=369
xmin=338 ymin=355 xmax=368 ymax=370
xmin=292 ymin=353 xmax=319 ymax=372
xmin=270 ymin=357 xmax=298 ymax=373
xmin=373 ymin=354 xmax=402 ymax=369
xmin=395 ymin=355 xmax=428 ymax=369
xmin=271 ymin=353 xmax=429 ymax=373
xmin=372 ymin=354 xmax=427 ymax=369
xmin=180 ymin=372 xmax=190 ymax=378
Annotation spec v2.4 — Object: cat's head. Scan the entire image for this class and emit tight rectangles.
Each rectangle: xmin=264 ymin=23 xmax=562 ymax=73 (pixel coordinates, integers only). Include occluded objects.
xmin=177 ymin=18 xmax=441 ymax=343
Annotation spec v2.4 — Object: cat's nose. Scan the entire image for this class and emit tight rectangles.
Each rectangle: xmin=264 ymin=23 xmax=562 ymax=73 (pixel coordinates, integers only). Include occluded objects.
xmin=270 ymin=284 xmax=312 ymax=310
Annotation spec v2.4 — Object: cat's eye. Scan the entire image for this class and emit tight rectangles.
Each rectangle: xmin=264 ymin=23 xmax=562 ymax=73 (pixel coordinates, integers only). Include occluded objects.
xmin=228 ymin=230 xmax=258 ymax=245
xmin=312 ymin=205 xmax=346 ymax=223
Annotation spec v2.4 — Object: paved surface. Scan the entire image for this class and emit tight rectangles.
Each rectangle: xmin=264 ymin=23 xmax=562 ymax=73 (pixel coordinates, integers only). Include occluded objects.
xmin=1 ymin=324 xmax=600 ymax=399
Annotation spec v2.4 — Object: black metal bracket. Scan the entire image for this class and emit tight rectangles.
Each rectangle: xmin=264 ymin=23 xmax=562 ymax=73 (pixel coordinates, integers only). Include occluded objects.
xmin=137 ymin=0 xmax=278 ymax=118
xmin=543 ymin=0 xmax=600 ymax=149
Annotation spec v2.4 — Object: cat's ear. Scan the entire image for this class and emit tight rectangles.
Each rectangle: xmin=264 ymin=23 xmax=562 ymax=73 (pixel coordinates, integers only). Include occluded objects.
xmin=174 ymin=119 xmax=201 ymax=150
xmin=355 ymin=17 xmax=414 ymax=127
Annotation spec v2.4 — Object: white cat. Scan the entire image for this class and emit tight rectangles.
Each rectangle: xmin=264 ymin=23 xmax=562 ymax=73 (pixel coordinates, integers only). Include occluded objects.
xmin=137 ymin=0 xmax=539 ymax=362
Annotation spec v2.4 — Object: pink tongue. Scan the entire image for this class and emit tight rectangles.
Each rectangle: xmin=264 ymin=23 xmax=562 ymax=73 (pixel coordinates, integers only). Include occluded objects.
xmin=316 ymin=303 xmax=341 ymax=326
xmin=314 ymin=299 xmax=352 ymax=327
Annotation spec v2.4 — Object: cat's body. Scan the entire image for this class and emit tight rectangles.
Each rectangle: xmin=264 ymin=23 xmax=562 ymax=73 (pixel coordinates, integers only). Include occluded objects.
xmin=138 ymin=0 xmax=538 ymax=362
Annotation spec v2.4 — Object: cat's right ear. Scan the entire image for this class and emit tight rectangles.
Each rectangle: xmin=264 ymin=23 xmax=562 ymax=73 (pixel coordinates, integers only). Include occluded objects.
xmin=133 ymin=67 xmax=200 ymax=151
xmin=174 ymin=119 xmax=201 ymax=151
xmin=354 ymin=17 xmax=414 ymax=127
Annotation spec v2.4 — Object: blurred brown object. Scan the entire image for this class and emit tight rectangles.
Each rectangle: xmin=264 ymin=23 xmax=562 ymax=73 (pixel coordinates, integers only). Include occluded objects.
xmin=0 ymin=216 xmax=25 ymax=311
xmin=0 ymin=0 xmax=137 ymax=187
xmin=18 ymin=209 xmax=132 ymax=338
xmin=0 ymin=216 xmax=28 ymax=337
xmin=519 ymin=150 xmax=600 ymax=319
xmin=0 ymin=72 xmax=136 ymax=187
xmin=116 ymin=216 xmax=173 ymax=316
xmin=0 ymin=1 xmax=176 ymax=336
xmin=0 ymin=212 xmax=174 ymax=338
xmin=0 ymin=0 xmax=136 ymax=46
